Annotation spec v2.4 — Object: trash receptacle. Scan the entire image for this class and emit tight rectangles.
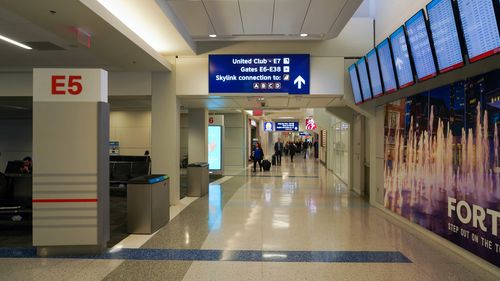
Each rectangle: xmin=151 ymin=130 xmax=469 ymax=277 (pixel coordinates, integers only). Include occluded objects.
xmin=187 ymin=162 xmax=209 ymax=197
xmin=127 ymin=174 xmax=169 ymax=234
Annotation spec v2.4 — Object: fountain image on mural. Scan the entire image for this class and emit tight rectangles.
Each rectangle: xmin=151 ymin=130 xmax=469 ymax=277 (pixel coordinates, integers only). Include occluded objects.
xmin=384 ymin=69 xmax=500 ymax=267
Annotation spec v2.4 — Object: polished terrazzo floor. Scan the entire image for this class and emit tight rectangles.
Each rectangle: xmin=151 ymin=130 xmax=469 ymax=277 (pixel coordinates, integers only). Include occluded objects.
xmin=0 ymin=155 xmax=498 ymax=280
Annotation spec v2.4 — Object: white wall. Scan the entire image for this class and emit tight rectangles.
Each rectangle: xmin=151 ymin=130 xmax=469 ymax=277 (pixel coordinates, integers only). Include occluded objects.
xmin=188 ymin=108 xmax=208 ymax=163
xmin=180 ymin=113 xmax=188 ymax=159
xmin=110 ymin=111 xmax=151 ymax=155
xmin=352 ymin=114 xmax=364 ymax=195
xmin=0 ymin=119 xmax=32 ymax=172
xmin=223 ymin=113 xmax=246 ymax=170
xmin=108 ymin=72 xmax=152 ymax=96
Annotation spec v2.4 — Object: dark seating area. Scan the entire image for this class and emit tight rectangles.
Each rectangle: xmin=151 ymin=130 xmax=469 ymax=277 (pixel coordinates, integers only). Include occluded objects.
xmin=109 ymin=155 xmax=151 ymax=185
xmin=0 ymin=171 xmax=33 ymax=246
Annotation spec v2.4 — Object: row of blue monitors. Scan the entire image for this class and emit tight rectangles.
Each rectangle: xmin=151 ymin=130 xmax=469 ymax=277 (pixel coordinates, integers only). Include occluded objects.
xmin=350 ymin=0 xmax=500 ymax=104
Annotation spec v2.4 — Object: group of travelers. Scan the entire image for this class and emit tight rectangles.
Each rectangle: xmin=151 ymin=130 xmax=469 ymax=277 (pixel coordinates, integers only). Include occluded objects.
xmin=251 ymin=138 xmax=319 ymax=172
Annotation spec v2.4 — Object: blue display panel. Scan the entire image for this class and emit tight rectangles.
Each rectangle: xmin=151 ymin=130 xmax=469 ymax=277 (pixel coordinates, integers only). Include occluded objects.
xmin=209 ymin=54 xmax=310 ymax=94
xmin=390 ymin=27 xmax=415 ymax=88
xmin=426 ymin=0 xmax=465 ymax=73
xmin=348 ymin=64 xmax=363 ymax=104
xmin=457 ymin=0 xmax=500 ymax=62
xmin=406 ymin=10 xmax=438 ymax=81
xmin=356 ymin=57 xmax=373 ymax=101
xmin=376 ymin=39 xmax=398 ymax=94
xmin=264 ymin=122 xmax=274 ymax=132
xmin=275 ymin=122 xmax=299 ymax=131
xmin=366 ymin=49 xmax=384 ymax=97
xmin=208 ymin=125 xmax=222 ymax=170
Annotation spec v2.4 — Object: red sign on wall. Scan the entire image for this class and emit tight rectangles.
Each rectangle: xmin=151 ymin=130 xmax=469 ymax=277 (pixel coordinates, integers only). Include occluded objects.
xmin=51 ymin=75 xmax=83 ymax=95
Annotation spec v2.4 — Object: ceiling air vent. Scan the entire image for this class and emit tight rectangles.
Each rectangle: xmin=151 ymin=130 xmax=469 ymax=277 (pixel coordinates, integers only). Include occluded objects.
xmin=24 ymin=41 xmax=64 ymax=51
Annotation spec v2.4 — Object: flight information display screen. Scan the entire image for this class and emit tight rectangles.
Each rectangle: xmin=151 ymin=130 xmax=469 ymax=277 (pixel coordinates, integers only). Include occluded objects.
xmin=406 ymin=10 xmax=438 ymax=81
xmin=390 ymin=26 xmax=415 ymax=88
xmin=356 ymin=57 xmax=373 ymax=101
xmin=457 ymin=0 xmax=500 ymax=62
xmin=366 ymin=48 xmax=384 ymax=97
xmin=376 ymin=39 xmax=398 ymax=94
xmin=348 ymin=64 xmax=363 ymax=104
xmin=426 ymin=0 xmax=465 ymax=73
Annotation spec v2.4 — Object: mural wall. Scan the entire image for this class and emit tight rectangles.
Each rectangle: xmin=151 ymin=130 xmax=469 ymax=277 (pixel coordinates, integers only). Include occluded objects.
xmin=384 ymin=69 xmax=500 ymax=267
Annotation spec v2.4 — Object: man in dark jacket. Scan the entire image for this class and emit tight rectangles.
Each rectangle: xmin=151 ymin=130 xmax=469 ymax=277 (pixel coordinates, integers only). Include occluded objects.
xmin=274 ymin=138 xmax=284 ymax=165
xmin=289 ymin=142 xmax=296 ymax=163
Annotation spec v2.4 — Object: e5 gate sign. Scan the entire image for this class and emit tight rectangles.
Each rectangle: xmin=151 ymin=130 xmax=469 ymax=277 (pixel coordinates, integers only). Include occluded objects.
xmin=209 ymin=54 xmax=310 ymax=94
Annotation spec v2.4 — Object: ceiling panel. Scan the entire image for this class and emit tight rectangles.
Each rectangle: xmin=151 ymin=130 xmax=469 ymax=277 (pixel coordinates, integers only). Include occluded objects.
xmin=307 ymin=97 xmax=335 ymax=107
xmin=273 ymin=0 xmax=310 ymax=34
xmin=266 ymin=97 xmax=289 ymax=107
xmin=167 ymin=1 xmax=215 ymax=37
xmin=233 ymin=97 xmax=261 ymax=108
xmin=203 ymin=0 xmax=243 ymax=35
xmin=0 ymin=6 xmax=30 ymax=25
xmin=301 ymin=0 xmax=346 ymax=35
xmin=287 ymin=97 xmax=310 ymax=108
xmin=208 ymin=98 xmax=240 ymax=108
xmin=179 ymin=98 xmax=209 ymax=108
xmin=239 ymin=0 xmax=274 ymax=34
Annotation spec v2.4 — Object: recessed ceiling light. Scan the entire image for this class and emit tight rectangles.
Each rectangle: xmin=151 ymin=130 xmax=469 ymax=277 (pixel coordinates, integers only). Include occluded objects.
xmin=209 ymin=34 xmax=217 ymax=38
xmin=300 ymin=33 xmax=308 ymax=37
xmin=0 ymin=34 xmax=31 ymax=50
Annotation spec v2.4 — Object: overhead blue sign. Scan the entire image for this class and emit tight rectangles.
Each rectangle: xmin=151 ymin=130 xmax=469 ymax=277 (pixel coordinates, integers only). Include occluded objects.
xmin=209 ymin=54 xmax=310 ymax=94
xmin=264 ymin=122 xmax=274 ymax=132
xmin=275 ymin=122 xmax=299 ymax=131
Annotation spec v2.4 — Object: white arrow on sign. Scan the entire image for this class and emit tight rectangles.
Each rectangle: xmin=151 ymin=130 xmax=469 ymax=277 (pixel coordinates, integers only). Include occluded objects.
xmin=395 ymin=57 xmax=403 ymax=70
xmin=294 ymin=75 xmax=306 ymax=89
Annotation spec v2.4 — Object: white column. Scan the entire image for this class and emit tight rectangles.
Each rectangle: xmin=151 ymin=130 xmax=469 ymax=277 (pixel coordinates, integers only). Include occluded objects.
xmin=188 ymin=109 xmax=208 ymax=163
xmin=32 ymin=69 xmax=109 ymax=256
xmin=151 ymin=71 xmax=180 ymax=205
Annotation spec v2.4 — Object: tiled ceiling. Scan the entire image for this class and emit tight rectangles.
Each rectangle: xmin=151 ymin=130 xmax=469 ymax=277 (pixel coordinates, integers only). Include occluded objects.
xmin=0 ymin=3 xmax=170 ymax=72
xmin=164 ymin=0 xmax=363 ymax=41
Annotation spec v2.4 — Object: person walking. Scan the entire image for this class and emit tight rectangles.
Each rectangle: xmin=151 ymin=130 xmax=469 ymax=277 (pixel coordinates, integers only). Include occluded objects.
xmin=303 ymin=140 xmax=309 ymax=159
xmin=274 ymin=138 xmax=284 ymax=165
xmin=252 ymin=143 xmax=264 ymax=172
xmin=289 ymin=142 xmax=296 ymax=163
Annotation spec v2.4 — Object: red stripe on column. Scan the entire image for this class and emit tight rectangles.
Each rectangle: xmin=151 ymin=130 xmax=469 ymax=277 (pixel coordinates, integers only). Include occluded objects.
xmin=32 ymin=198 xmax=98 ymax=203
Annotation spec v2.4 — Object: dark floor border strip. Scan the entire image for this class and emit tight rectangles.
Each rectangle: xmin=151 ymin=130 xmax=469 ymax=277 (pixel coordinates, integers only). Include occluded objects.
xmin=0 ymin=248 xmax=411 ymax=263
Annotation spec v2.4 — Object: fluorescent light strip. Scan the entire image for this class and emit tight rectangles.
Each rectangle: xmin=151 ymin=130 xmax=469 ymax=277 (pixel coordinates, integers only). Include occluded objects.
xmin=0 ymin=34 xmax=31 ymax=50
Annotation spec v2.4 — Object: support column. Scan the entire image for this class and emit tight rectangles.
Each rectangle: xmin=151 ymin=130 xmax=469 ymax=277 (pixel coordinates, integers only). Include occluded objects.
xmin=32 ymin=69 xmax=109 ymax=256
xmin=151 ymin=71 xmax=180 ymax=205
xmin=188 ymin=109 xmax=208 ymax=163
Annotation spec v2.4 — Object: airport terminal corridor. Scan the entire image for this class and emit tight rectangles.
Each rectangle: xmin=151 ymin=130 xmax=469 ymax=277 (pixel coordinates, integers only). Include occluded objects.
xmin=0 ymin=155 xmax=496 ymax=281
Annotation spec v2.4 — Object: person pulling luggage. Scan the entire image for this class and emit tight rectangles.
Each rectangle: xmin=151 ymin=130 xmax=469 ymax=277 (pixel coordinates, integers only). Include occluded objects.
xmin=252 ymin=143 xmax=264 ymax=172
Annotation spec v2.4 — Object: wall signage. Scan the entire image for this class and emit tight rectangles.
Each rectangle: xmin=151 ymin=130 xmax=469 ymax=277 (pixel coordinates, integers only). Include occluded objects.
xmin=33 ymin=68 xmax=108 ymax=102
xmin=275 ymin=122 xmax=299 ymax=131
xmin=264 ymin=122 xmax=274 ymax=132
xmin=209 ymin=54 xmax=310 ymax=94
xmin=209 ymin=115 xmax=224 ymax=125
xmin=305 ymin=118 xmax=317 ymax=130
xmin=383 ymin=69 xmax=500 ymax=266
